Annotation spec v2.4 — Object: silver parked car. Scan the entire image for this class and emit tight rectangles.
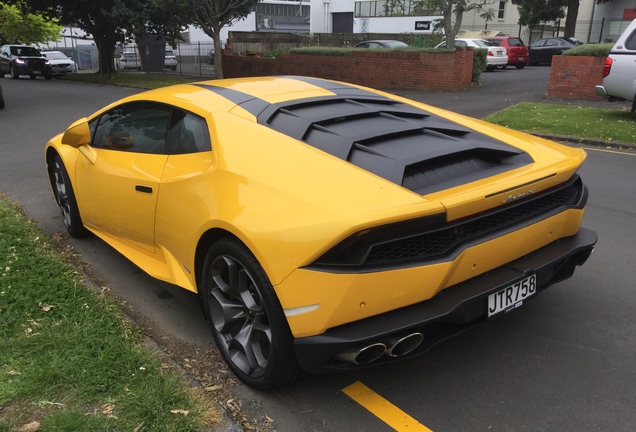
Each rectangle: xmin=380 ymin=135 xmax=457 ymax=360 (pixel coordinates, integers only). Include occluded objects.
xmin=595 ymin=18 xmax=636 ymax=111
xmin=41 ymin=51 xmax=78 ymax=76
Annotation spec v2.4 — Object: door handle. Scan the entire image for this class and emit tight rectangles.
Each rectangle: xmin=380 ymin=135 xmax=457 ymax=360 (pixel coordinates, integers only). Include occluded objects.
xmin=135 ymin=185 xmax=153 ymax=194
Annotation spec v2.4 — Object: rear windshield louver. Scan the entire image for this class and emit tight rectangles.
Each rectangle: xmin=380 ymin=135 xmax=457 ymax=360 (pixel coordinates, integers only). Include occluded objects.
xmin=259 ymin=96 xmax=533 ymax=195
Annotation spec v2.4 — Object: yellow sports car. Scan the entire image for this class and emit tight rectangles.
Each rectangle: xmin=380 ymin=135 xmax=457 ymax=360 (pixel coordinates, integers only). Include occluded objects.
xmin=45 ymin=76 xmax=597 ymax=389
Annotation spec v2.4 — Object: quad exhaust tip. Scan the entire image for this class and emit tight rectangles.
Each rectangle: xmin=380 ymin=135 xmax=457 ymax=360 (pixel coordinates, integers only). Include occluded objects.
xmin=336 ymin=332 xmax=424 ymax=365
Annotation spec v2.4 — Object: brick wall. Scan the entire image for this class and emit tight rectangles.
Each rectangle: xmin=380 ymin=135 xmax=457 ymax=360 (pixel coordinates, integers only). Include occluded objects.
xmin=222 ymin=48 xmax=474 ymax=91
xmin=547 ymin=55 xmax=606 ymax=100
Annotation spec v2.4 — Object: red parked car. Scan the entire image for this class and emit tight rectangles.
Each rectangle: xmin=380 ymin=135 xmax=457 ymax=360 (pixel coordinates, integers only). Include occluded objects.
xmin=485 ymin=36 xmax=529 ymax=69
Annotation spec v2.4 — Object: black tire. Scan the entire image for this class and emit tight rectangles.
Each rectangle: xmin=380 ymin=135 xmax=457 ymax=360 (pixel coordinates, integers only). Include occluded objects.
xmin=200 ymin=237 xmax=301 ymax=389
xmin=486 ymin=65 xmax=495 ymax=72
xmin=515 ymin=63 xmax=526 ymax=69
xmin=498 ymin=65 xmax=507 ymax=70
xmin=49 ymin=155 xmax=89 ymax=237
xmin=10 ymin=65 xmax=19 ymax=79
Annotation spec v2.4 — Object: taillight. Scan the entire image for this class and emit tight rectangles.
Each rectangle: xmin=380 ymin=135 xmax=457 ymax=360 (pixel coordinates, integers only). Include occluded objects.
xmin=603 ymin=57 xmax=612 ymax=78
xmin=488 ymin=51 xmax=493 ymax=56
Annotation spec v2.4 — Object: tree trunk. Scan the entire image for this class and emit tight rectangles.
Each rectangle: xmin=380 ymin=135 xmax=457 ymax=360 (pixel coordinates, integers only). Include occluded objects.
xmin=212 ymin=23 xmax=224 ymax=79
xmin=564 ymin=0 xmax=580 ymax=38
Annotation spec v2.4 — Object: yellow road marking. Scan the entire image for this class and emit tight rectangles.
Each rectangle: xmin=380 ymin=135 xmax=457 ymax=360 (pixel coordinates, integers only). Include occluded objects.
xmin=582 ymin=146 xmax=636 ymax=156
xmin=342 ymin=381 xmax=433 ymax=432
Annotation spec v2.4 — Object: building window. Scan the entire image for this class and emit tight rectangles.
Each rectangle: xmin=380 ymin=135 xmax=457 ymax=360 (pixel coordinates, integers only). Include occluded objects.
xmin=497 ymin=1 xmax=505 ymax=19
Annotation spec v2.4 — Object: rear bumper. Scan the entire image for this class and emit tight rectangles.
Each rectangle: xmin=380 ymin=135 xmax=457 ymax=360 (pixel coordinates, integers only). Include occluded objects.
xmin=595 ymin=85 xmax=608 ymax=98
xmin=294 ymin=227 xmax=597 ymax=373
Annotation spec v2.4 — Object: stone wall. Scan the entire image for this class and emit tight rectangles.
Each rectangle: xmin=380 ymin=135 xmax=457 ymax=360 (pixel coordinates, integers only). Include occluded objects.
xmin=222 ymin=48 xmax=474 ymax=91
xmin=547 ymin=55 xmax=606 ymax=100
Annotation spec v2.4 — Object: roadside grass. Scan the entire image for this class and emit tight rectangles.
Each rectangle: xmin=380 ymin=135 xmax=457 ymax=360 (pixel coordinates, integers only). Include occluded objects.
xmin=62 ymin=72 xmax=201 ymax=89
xmin=485 ymin=102 xmax=636 ymax=144
xmin=0 ymin=196 xmax=220 ymax=431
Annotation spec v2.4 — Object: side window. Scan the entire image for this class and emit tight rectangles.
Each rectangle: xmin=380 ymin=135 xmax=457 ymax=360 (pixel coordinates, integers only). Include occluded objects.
xmin=546 ymin=39 xmax=558 ymax=47
xmin=92 ymin=103 xmax=171 ymax=154
xmin=625 ymin=30 xmax=636 ymax=50
xmin=455 ymin=41 xmax=467 ymax=47
xmin=166 ymin=109 xmax=211 ymax=154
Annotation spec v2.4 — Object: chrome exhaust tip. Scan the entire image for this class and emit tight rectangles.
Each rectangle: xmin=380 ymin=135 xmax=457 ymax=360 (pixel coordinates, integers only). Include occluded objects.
xmin=387 ymin=332 xmax=424 ymax=357
xmin=336 ymin=343 xmax=387 ymax=365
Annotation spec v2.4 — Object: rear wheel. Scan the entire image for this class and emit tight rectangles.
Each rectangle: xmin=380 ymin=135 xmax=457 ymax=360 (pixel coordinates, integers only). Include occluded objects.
xmin=49 ymin=155 xmax=89 ymax=237
xmin=200 ymin=237 xmax=301 ymax=389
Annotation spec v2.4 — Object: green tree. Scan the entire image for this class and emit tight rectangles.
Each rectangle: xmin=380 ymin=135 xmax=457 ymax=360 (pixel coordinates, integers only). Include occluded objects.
xmin=512 ymin=0 xmax=611 ymax=40
xmin=0 ymin=2 xmax=61 ymax=45
xmin=420 ymin=0 xmax=497 ymax=46
xmin=16 ymin=0 xmax=186 ymax=73
xmin=161 ymin=0 xmax=260 ymax=78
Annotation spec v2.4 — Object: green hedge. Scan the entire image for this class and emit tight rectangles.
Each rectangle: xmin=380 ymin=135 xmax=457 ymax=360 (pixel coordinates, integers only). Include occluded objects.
xmin=287 ymin=46 xmax=449 ymax=56
xmin=563 ymin=43 xmax=613 ymax=57
xmin=473 ymin=48 xmax=487 ymax=82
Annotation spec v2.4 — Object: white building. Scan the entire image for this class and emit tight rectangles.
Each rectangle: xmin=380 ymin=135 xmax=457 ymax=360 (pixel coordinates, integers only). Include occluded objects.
xmin=310 ymin=0 xmax=635 ymax=44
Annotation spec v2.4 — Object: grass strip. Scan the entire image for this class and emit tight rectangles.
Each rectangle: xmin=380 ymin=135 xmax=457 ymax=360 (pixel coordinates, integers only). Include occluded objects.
xmin=485 ymin=102 xmax=636 ymax=145
xmin=0 ymin=195 xmax=220 ymax=431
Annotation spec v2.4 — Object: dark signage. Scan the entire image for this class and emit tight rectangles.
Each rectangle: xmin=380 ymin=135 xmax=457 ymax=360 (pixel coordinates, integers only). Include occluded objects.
xmin=415 ymin=21 xmax=431 ymax=31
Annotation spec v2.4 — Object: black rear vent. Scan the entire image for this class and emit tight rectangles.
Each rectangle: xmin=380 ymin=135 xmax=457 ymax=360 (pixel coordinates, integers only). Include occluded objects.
xmin=311 ymin=175 xmax=586 ymax=269
xmin=259 ymin=96 xmax=533 ymax=195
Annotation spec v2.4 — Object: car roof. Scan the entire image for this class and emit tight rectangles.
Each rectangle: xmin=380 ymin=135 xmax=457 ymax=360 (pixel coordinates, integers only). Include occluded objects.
xmin=104 ymin=76 xmax=531 ymax=195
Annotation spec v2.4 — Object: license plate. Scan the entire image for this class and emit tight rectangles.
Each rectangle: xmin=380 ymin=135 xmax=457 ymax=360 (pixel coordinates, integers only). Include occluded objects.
xmin=487 ymin=274 xmax=536 ymax=317
xmin=518 ymin=56 xmax=524 ymax=61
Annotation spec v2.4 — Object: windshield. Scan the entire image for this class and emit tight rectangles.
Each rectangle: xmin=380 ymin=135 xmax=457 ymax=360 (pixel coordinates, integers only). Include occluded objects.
xmin=10 ymin=46 xmax=41 ymax=57
xmin=43 ymin=52 xmax=68 ymax=60
xmin=383 ymin=41 xmax=408 ymax=48
xmin=473 ymin=39 xmax=496 ymax=48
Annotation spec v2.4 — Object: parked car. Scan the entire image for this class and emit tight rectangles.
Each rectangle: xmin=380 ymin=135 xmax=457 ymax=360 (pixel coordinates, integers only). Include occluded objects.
xmin=45 ymin=76 xmax=596 ymax=389
xmin=0 ymin=84 xmax=4 ymax=109
xmin=528 ymin=37 xmax=583 ymax=65
xmin=0 ymin=45 xmax=52 ymax=80
xmin=435 ymin=38 xmax=507 ymax=71
xmin=115 ymin=52 xmax=141 ymax=70
xmin=354 ymin=40 xmax=409 ymax=48
xmin=595 ymin=19 xmax=636 ymax=111
xmin=484 ymin=36 xmax=529 ymax=69
xmin=164 ymin=49 xmax=178 ymax=70
xmin=41 ymin=50 xmax=78 ymax=76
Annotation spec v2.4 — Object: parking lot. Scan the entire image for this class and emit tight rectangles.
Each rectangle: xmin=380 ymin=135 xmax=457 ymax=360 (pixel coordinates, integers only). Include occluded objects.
xmin=0 ymin=68 xmax=634 ymax=431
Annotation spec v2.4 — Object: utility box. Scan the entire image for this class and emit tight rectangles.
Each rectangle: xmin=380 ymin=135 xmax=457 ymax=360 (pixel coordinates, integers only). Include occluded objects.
xmin=137 ymin=35 xmax=166 ymax=72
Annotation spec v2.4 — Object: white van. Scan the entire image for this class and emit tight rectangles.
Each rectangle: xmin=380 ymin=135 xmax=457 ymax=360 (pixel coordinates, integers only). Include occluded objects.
xmin=595 ymin=19 xmax=636 ymax=111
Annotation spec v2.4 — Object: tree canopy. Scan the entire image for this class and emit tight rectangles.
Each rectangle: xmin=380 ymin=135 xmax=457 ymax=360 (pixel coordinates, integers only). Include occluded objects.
xmin=161 ymin=0 xmax=260 ymax=78
xmin=16 ymin=0 xmax=188 ymax=73
xmin=420 ymin=0 xmax=498 ymax=46
xmin=0 ymin=2 xmax=61 ymax=45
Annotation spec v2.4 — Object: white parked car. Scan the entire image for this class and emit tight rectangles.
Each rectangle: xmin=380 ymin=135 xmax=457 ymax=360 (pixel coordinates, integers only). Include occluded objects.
xmin=595 ymin=18 xmax=636 ymax=111
xmin=115 ymin=52 xmax=141 ymax=71
xmin=165 ymin=49 xmax=177 ymax=70
xmin=435 ymin=38 xmax=507 ymax=71
xmin=41 ymin=50 xmax=77 ymax=75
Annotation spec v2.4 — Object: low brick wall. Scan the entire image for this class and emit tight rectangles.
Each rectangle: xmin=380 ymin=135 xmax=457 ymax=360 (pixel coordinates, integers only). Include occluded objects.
xmin=222 ymin=48 xmax=474 ymax=91
xmin=547 ymin=55 xmax=606 ymax=100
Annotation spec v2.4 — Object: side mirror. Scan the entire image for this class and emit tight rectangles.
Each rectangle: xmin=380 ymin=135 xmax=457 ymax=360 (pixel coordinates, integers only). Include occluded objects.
xmin=61 ymin=118 xmax=91 ymax=148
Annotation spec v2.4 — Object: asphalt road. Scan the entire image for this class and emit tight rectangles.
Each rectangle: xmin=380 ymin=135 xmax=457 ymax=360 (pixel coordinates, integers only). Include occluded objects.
xmin=1 ymin=68 xmax=635 ymax=432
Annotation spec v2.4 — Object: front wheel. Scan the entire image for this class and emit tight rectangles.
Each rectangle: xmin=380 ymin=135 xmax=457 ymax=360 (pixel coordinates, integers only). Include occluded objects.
xmin=200 ymin=238 xmax=301 ymax=389
xmin=48 ymin=155 xmax=89 ymax=237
